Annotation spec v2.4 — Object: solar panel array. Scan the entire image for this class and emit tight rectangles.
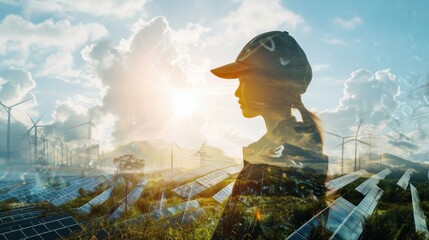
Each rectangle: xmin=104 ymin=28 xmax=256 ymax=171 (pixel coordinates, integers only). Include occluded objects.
xmin=77 ymin=178 xmax=123 ymax=214
xmin=0 ymin=209 xmax=43 ymax=227
xmin=355 ymin=168 xmax=390 ymax=195
xmin=173 ymin=165 xmax=241 ymax=198
xmin=330 ymin=186 xmax=383 ymax=240
xmin=325 ymin=170 xmax=367 ymax=192
xmin=110 ymin=178 xmax=148 ymax=219
xmin=170 ymin=165 xmax=230 ymax=183
xmin=212 ymin=181 xmax=235 ymax=203
xmin=89 ymin=200 xmax=201 ymax=240
xmin=410 ymin=184 xmax=429 ymax=235
xmin=0 ymin=214 xmax=82 ymax=240
xmin=397 ymin=168 xmax=413 ymax=190
xmin=0 ymin=181 xmax=37 ymax=202
xmin=150 ymin=200 xmax=200 ymax=220
xmin=288 ymin=184 xmax=384 ymax=240
xmin=51 ymin=176 xmax=109 ymax=206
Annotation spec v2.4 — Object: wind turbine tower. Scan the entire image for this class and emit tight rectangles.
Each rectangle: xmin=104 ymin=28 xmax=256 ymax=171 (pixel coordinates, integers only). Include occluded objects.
xmin=0 ymin=98 xmax=30 ymax=163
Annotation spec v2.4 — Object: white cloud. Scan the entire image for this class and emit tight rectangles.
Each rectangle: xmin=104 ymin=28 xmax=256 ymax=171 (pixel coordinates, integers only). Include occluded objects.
xmin=0 ymin=68 xmax=35 ymax=103
xmin=80 ymin=16 xmax=208 ymax=148
xmin=333 ymin=16 xmax=362 ymax=30
xmin=0 ymin=14 xmax=108 ymax=54
xmin=213 ymin=0 xmax=308 ymax=44
xmin=322 ymin=36 xmax=346 ymax=45
xmin=313 ymin=63 xmax=330 ymax=72
xmin=318 ymin=69 xmax=429 ymax=162
xmin=17 ymin=0 xmax=149 ymax=19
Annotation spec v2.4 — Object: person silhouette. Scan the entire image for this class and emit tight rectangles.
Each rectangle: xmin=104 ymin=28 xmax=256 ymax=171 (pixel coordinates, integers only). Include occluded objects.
xmin=210 ymin=31 xmax=328 ymax=239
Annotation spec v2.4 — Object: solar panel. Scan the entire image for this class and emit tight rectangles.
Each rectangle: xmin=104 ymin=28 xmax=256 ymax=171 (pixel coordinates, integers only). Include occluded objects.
xmin=212 ymin=181 xmax=235 ymax=203
xmin=355 ymin=168 xmax=390 ymax=195
xmin=110 ymin=178 xmax=148 ymax=219
xmin=0 ymin=214 xmax=82 ymax=240
xmin=173 ymin=165 xmax=241 ymax=198
xmin=51 ymin=176 xmax=109 ymax=206
xmin=0 ymin=209 xmax=43 ymax=227
xmin=329 ymin=186 xmax=383 ymax=240
xmin=77 ymin=178 xmax=123 ymax=214
xmin=397 ymin=168 xmax=413 ymax=190
xmin=325 ymin=170 xmax=367 ymax=192
xmin=410 ymin=184 xmax=429 ymax=235
xmin=171 ymin=165 xmax=233 ymax=183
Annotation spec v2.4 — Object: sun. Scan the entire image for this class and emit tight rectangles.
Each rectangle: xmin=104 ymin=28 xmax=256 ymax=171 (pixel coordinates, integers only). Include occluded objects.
xmin=171 ymin=89 xmax=201 ymax=119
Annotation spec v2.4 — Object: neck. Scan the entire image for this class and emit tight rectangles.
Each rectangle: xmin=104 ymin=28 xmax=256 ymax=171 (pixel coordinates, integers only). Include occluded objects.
xmin=262 ymin=109 xmax=293 ymax=131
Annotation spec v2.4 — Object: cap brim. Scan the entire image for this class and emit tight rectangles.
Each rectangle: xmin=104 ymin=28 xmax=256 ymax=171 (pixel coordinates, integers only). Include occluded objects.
xmin=211 ymin=62 xmax=251 ymax=79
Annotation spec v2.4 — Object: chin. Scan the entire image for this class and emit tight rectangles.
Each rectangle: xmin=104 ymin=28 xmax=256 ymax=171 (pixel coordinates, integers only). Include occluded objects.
xmin=242 ymin=110 xmax=259 ymax=118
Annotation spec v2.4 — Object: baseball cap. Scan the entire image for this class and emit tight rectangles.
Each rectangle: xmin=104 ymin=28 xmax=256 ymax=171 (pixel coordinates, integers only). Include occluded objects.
xmin=211 ymin=31 xmax=312 ymax=93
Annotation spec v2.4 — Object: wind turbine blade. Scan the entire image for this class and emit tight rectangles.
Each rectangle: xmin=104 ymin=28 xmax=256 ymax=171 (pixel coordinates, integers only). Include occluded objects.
xmin=64 ymin=122 xmax=89 ymax=130
xmin=355 ymin=118 xmax=363 ymax=137
xmin=34 ymin=113 xmax=45 ymax=126
xmin=10 ymin=113 xmax=18 ymax=123
xmin=324 ymin=131 xmax=342 ymax=138
xmin=10 ymin=98 xmax=31 ymax=108
xmin=0 ymin=100 xmax=7 ymax=108
xmin=175 ymin=143 xmax=186 ymax=154
xmin=335 ymin=143 xmax=344 ymax=148
xmin=343 ymin=139 xmax=355 ymax=145
xmin=357 ymin=139 xmax=370 ymax=146
xmin=27 ymin=112 xmax=35 ymax=125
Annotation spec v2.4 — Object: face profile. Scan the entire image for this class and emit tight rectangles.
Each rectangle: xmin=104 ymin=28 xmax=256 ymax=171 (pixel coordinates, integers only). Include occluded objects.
xmin=210 ymin=31 xmax=328 ymax=239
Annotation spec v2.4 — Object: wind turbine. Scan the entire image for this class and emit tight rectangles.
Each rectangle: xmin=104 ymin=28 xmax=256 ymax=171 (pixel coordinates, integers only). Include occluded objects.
xmin=26 ymin=114 xmax=48 ymax=163
xmin=324 ymin=131 xmax=354 ymax=174
xmin=0 ymin=98 xmax=31 ymax=163
xmin=192 ymin=140 xmax=211 ymax=167
xmin=66 ymin=112 xmax=94 ymax=167
xmin=342 ymin=118 xmax=369 ymax=171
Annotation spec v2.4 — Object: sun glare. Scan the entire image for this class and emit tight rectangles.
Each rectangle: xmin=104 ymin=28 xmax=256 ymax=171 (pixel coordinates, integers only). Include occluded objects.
xmin=171 ymin=89 xmax=201 ymax=119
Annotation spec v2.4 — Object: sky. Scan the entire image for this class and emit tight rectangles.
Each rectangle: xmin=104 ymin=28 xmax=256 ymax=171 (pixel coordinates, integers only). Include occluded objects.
xmin=1 ymin=0 xmax=429 ymax=167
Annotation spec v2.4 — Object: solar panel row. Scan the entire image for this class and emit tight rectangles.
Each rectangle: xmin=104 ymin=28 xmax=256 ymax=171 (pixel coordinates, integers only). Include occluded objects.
xmin=171 ymin=165 xmax=232 ymax=183
xmin=325 ymin=170 xmax=367 ymax=192
xmin=397 ymin=168 xmax=413 ymax=190
xmin=410 ymin=184 xmax=429 ymax=235
xmin=355 ymin=168 xmax=390 ymax=195
xmin=110 ymin=178 xmax=148 ymax=220
xmin=173 ymin=165 xmax=241 ymax=198
xmin=77 ymin=178 xmax=123 ymax=214
xmin=0 ymin=214 xmax=82 ymax=240
xmin=212 ymin=181 xmax=235 ymax=203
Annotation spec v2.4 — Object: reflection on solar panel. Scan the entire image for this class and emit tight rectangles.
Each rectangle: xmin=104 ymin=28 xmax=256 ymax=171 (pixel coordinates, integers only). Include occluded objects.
xmin=173 ymin=165 xmax=241 ymax=198
xmin=0 ymin=214 xmax=82 ymax=240
xmin=0 ymin=209 xmax=43 ymax=228
xmin=325 ymin=170 xmax=367 ymax=192
xmin=89 ymin=201 xmax=202 ymax=240
xmin=288 ymin=185 xmax=383 ymax=240
xmin=397 ymin=168 xmax=413 ymax=190
xmin=355 ymin=168 xmax=390 ymax=195
xmin=51 ymin=176 xmax=109 ymax=206
xmin=287 ymin=198 xmax=342 ymax=240
xmin=212 ymin=181 xmax=235 ymax=203
xmin=330 ymin=186 xmax=383 ymax=240
xmin=77 ymin=178 xmax=123 ymax=214
xmin=170 ymin=165 xmax=230 ymax=183
xmin=150 ymin=200 xmax=200 ymax=220
xmin=410 ymin=184 xmax=429 ymax=235
xmin=170 ymin=208 xmax=206 ymax=225
xmin=326 ymin=197 xmax=357 ymax=232
xmin=110 ymin=178 xmax=148 ymax=220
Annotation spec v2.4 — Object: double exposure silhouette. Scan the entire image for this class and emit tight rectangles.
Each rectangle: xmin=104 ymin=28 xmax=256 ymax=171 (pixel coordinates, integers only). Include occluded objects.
xmin=211 ymin=31 xmax=328 ymax=239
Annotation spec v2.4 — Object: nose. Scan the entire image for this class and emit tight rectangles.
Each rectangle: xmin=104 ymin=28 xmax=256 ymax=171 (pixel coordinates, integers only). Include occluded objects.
xmin=235 ymin=82 xmax=242 ymax=98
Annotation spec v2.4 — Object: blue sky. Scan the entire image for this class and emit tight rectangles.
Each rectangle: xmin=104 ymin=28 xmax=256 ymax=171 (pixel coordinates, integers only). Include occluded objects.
xmin=0 ymin=0 xmax=428 ymax=168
